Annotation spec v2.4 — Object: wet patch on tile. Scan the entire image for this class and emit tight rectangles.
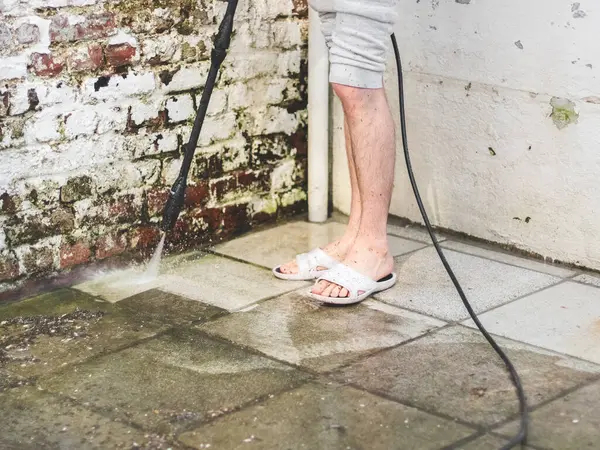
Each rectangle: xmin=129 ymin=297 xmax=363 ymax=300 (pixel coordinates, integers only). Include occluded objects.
xmin=116 ymin=289 xmax=226 ymax=326
xmin=375 ymin=247 xmax=561 ymax=321
xmin=178 ymin=381 xmax=475 ymax=450
xmin=0 ymin=288 xmax=168 ymax=378
xmin=334 ymin=326 xmax=600 ymax=427
xmin=39 ymin=328 xmax=310 ymax=435
xmin=462 ymin=281 xmax=600 ymax=364
xmin=0 ymin=386 xmax=149 ymax=449
xmin=198 ymin=290 xmax=445 ymax=373
xmin=0 ymin=369 xmax=31 ymax=393
xmin=496 ymin=381 xmax=600 ymax=449
xmin=158 ymin=254 xmax=309 ymax=311
xmin=441 ymin=240 xmax=576 ymax=278
xmin=73 ymin=266 xmax=164 ymax=303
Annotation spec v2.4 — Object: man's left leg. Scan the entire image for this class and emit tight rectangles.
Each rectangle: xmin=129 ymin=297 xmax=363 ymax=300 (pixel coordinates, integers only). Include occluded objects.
xmin=311 ymin=0 xmax=399 ymax=300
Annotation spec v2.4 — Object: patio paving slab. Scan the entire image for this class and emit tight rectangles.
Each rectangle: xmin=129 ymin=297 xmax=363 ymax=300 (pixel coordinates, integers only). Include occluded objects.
xmin=386 ymin=222 xmax=448 ymax=244
xmin=213 ymin=220 xmax=427 ymax=270
xmin=0 ymin=386 xmax=147 ymax=450
xmin=573 ymin=273 xmax=600 ymax=287
xmin=451 ymin=433 xmax=521 ymax=450
xmin=496 ymin=380 xmax=600 ymax=449
xmin=158 ymin=254 xmax=309 ymax=311
xmin=0 ymin=288 xmax=176 ymax=378
xmin=375 ymin=247 xmax=561 ymax=321
xmin=0 ymin=368 xmax=30 ymax=392
xmin=462 ymin=281 xmax=600 ymax=364
xmin=177 ymin=381 xmax=476 ymax=450
xmin=38 ymin=328 xmax=310 ymax=436
xmin=441 ymin=240 xmax=576 ymax=278
xmin=197 ymin=290 xmax=445 ymax=373
xmin=333 ymin=326 xmax=600 ymax=427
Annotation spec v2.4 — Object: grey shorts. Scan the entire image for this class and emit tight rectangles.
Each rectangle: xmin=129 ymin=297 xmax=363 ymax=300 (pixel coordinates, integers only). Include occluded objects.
xmin=309 ymin=0 xmax=399 ymax=89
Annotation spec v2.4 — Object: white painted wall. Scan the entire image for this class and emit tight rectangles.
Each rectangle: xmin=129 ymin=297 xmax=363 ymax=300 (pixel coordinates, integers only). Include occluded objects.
xmin=332 ymin=0 xmax=600 ymax=270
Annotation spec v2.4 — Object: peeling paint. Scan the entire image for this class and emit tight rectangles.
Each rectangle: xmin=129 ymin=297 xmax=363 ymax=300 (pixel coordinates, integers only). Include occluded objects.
xmin=572 ymin=3 xmax=587 ymax=18
xmin=456 ymin=0 xmax=471 ymax=4
xmin=550 ymin=97 xmax=579 ymax=130
xmin=514 ymin=40 xmax=524 ymax=50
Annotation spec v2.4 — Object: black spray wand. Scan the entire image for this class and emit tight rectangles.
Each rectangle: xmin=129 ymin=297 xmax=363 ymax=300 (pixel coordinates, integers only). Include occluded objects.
xmin=160 ymin=0 xmax=239 ymax=232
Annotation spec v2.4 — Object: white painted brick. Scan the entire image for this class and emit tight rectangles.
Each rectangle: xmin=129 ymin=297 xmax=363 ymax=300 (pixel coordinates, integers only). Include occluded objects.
xmin=270 ymin=21 xmax=302 ymax=49
xmin=270 ymin=159 xmax=296 ymax=192
xmin=142 ymin=33 xmax=181 ymax=64
xmin=96 ymin=104 xmax=128 ymax=134
xmin=108 ymin=30 xmax=137 ymax=47
xmin=222 ymin=52 xmax=279 ymax=82
xmin=227 ymin=78 xmax=289 ymax=109
xmin=0 ymin=55 xmax=28 ymax=81
xmin=24 ymin=111 xmax=61 ymax=143
xmin=208 ymin=89 xmax=227 ymax=116
xmin=127 ymin=97 xmax=163 ymax=127
xmin=277 ymin=50 xmax=301 ymax=76
xmin=83 ymin=72 xmax=156 ymax=100
xmin=64 ymin=109 xmax=98 ymax=138
xmin=161 ymin=63 xmax=211 ymax=93
xmin=257 ymin=0 xmax=293 ymax=19
xmin=125 ymin=129 xmax=179 ymax=159
xmin=166 ymin=94 xmax=194 ymax=123
xmin=198 ymin=112 xmax=238 ymax=146
xmin=249 ymin=107 xmax=298 ymax=136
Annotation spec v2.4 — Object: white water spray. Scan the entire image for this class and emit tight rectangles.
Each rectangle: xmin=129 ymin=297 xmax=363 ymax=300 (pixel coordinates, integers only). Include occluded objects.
xmin=139 ymin=231 xmax=166 ymax=283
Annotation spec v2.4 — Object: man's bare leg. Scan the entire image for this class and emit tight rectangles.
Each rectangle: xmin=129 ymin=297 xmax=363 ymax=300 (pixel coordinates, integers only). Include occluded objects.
xmin=312 ymin=83 xmax=395 ymax=298
xmin=278 ymin=115 xmax=361 ymax=275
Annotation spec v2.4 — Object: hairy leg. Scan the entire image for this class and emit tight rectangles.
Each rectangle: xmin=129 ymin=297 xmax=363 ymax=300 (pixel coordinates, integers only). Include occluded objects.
xmin=278 ymin=113 xmax=361 ymax=275
xmin=313 ymin=83 xmax=396 ymax=297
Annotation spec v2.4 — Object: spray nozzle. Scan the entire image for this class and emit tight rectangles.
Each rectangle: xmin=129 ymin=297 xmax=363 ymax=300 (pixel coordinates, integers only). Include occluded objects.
xmin=160 ymin=175 xmax=187 ymax=232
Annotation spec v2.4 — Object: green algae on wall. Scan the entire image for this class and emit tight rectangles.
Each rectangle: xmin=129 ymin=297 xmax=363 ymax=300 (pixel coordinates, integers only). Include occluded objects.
xmin=550 ymin=97 xmax=579 ymax=130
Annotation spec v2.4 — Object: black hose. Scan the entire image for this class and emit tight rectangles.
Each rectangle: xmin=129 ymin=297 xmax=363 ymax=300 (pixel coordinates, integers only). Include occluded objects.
xmin=390 ymin=33 xmax=528 ymax=449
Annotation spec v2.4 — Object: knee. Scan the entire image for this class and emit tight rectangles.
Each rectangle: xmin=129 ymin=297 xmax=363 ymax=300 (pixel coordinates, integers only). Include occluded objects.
xmin=331 ymin=82 xmax=364 ymax=104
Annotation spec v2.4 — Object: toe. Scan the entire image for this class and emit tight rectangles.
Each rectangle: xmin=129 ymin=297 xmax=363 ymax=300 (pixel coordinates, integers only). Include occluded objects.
xmin=340 ymin=288 xmax=349 ymax=298
xmin=322 ymin=283 xmax=335 ymax=298
xmin=312 ymin=280 xmax=328 ymax=294
xmin=330 ymin=285 xmax=341 ymax=298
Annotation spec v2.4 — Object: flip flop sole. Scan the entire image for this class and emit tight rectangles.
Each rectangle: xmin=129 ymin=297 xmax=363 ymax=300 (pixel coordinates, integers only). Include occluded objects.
xmin=308 ymin=273 xmax=397 ymax=305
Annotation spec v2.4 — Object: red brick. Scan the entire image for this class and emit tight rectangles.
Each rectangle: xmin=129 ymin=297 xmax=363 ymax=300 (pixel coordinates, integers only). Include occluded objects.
xmin=147 ymin=188 xmax=170 ymax=217
xmin=96 ymin=233 xmax=128 ymax=260
xmin=209 ymin=176 xmax=236 ymax=201
xmin=184 ymin=182 xmax=209 ymax=208
xmin=50 ymin=14 xmax=116 ymax=43
xmin=60 ymin=242 xmax=92 ymax=269
xmin=222 ymin=203 xmax=250 ymax=235
xmin=108 ymin=194 xmax=141 ymax=223
xmin=192 ymin=207 xmax=222 ymax=234
xmin=130 ymin=226 xmax=160 ymax=251
xmin=68 ymin=43 xmax=105 ymax=72
xmin=106 ymin=43 xmax=136 ymax=67
xmin=30 ymin=53 xmax=64 ymax=77
xmin=20 ymin=246 xmax=55 ymax=275
xmin=0 ymin=253 xmax=19 ymax=282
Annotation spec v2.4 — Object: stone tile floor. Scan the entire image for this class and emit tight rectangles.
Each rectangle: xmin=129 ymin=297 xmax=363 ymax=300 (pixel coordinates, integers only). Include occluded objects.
xmin=2 ymin=217 xmax=600 ymax=449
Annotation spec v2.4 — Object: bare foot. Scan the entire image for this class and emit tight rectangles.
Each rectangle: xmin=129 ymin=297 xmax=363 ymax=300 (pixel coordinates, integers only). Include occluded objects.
xmin=311 ymin=238 xmax=394 ymax=298
xmin=278 ymin=233 xmax=356 ymax=275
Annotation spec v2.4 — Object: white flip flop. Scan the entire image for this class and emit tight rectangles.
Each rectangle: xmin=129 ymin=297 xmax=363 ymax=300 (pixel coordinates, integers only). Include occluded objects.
xmin=308 ymin=263 xmax=397 ymax=305
xmin=272 ymin=248 xmax=339 ymax=281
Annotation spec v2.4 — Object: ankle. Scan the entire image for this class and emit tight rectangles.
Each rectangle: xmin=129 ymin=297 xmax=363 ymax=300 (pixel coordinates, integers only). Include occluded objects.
xmin=353 ymin=236 xmax=390 ymax=254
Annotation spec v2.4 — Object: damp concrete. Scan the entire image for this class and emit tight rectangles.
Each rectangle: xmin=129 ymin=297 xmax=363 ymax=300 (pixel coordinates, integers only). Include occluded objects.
xmin=2 ymin=219 xmax=600 ymax=449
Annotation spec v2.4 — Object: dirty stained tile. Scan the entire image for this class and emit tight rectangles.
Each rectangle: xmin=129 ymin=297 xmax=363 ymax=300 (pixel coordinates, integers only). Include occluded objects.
xmin=441 ymin=240 xmax=576 ymax=277
xmin=496 ymin=381 xmax=600 ymax=449
xmin=116 ymin=288 xmax=226 ymax=325
xmin=213 ymin=220 xmax=425 ymax=269
xmin=0 ymin=386 xmax=149 ymax=450
xmin=450 ymin=433 xmax=518 ymax=450
xmin=158 ymin=254 xmax=309 ymax=311
xmin=573 ymin=273 xmax=600 ymax=287
xmin=0 ymin=288 xmax=167 ymax=378
xmin=197 ymin=290 xmax=445 ymax=373
xmin=39 ymin=328 xmax=310 ymax=435
xmin=177 ymin=381 xmax=475 ymax=450
xmin=387 ymin=222 xmax=446 ymax=244
xmin=0 ymin=369 xmax=30 ymax=393
xmin=334 ymin=326 xmax=600 ymax=427
xmin=462 ymin=281 xmax=600 ymax=364
xmin=375 ymin=247 xmax=561 ymax=321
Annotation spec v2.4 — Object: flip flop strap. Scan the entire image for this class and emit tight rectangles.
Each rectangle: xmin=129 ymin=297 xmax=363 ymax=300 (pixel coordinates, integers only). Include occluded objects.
xmin=296 ymin=248 xmax=338 ymax=276
xmin=316 ymin=264 xmax=378 ymax=298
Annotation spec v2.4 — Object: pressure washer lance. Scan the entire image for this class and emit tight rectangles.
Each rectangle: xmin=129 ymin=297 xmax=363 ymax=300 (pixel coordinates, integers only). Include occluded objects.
xmin=160 ymin=0 xmax=239 ymax=232
xmin=158 ymin=2 xmax=528 ymax=447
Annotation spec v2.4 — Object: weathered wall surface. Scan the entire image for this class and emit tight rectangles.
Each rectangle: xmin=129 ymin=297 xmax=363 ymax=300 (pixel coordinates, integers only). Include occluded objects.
xmin=332 ymin=0 xmax=600 ymax=270
xmin=0 ymin=0 xmax=309 ymax=293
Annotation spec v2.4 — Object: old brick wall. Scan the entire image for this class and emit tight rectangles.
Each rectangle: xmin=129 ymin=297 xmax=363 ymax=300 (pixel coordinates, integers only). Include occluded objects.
xmin=0 ymin=0 xmax=309 ymax=294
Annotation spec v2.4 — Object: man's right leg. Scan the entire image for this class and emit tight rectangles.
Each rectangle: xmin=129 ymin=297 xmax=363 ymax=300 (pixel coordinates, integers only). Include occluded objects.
xmin=277 ymin=1 xmax=362 ymax=276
